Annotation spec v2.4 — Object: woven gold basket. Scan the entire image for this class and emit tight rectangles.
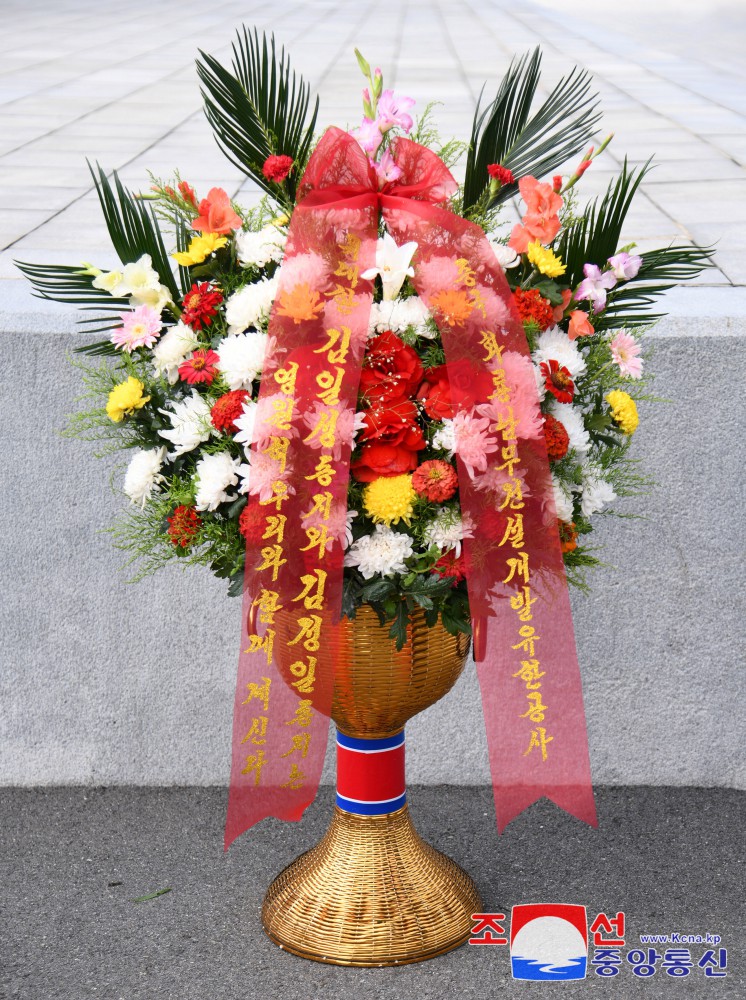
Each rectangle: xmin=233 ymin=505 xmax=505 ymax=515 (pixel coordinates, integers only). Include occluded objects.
xmin=262 ymin=605 xmax=482 ymax=966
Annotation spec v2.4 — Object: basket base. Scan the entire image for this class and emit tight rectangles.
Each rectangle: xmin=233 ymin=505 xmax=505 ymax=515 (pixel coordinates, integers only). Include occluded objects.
xmin=261 ymin=804 xmax=482 ymax=966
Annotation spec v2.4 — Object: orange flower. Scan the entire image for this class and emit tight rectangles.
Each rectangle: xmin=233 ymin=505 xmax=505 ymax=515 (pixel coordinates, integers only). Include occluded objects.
xmin=552 ymin=289 xmax=573 ymax=322
xmin=508 ymin=176 xmax=563 ymax=253
xmin=276 ymin=283 xmax=325 ymax=324
xmin=191 ymin=187 xmax=242 ymax=234
xmin=558 ymin=520 xmax=578 ymax=554
xmin=429 ymin=288 xmax=473 ymax=327
xmin=567 ymin=310 xmax=595 ymax=340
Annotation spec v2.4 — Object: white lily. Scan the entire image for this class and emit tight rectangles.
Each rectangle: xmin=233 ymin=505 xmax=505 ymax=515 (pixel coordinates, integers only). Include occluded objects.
xmin=361 ymin=231 xmax=418 ymax=301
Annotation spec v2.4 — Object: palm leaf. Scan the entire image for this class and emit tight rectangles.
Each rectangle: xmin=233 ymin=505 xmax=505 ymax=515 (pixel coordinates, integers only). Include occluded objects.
xmin=463 ymin=48 xmax=601 ymax=212
xmin=89 ymin=162 xmax=181 ymax=300
xmin=197 ymin=27 xmax=319 ymax=203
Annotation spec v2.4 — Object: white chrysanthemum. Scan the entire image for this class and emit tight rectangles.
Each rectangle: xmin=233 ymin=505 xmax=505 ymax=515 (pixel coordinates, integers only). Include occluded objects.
xmin=579 ymin=474 xmax=616 ymax=517
xmin=224 ymin=276 xmax=279 ymax=335
xmin=235 ymin=225 xmax=286 ymax=268
xmin=432 ymin=420 xmax=456 ymax=456
xmin=532 ymin=325 xmax=587 ymax=380
xmin=215 ymin=332 xmax=268 ymax=390
xmin=370 ymin=297 xmax=434 ymax=338
xmin=488 ymin=240 xmax=520 ymax=269
xmin=551 ymin=473 xmax=574 ymax=522
xmin=194 ymin=452 xmax=242 ymax=511
xmin=344 ymin=525 xmax=414 ymax=579
xmin=123 ymin=446 xmax=166 ymax=507
xmin=548 ymin=400 xmax=591 ymax=454
xmin=423 ymin=509 xmax=473 ymax=558
xmin=233 ymin=398 xmax=258 ymax=452
xmin=152 ymin=322 xmax=200 ymax=383
xmin=158 ymin=392 xmax=214 ymax=459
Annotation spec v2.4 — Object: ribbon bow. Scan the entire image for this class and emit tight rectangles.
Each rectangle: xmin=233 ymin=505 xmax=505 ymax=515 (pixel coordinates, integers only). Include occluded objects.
xmin=225 ymin=127 xmax=596 ymax=848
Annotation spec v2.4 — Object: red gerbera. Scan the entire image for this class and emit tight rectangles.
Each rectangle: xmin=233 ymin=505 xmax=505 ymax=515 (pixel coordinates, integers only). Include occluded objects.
xmin=181 ymin=282 xmax=223 ymax=330
xmin=543 ymin=413 xmax=570 ymax=460
xmin=487 ymin=163 xmax=515 ymax=186
xmin=432 ymin=550 xmax=466 ymax=584
xmin=262 ymin=154 xmax=294 ymax=183
xmin=211 ymin=389 xmax=249 ymax=434
xmin=412 ymin=460 xmax=458 ymax=502
xmin=178 ymin=348 xmax=220 ymax=386
xmin=540 ymin=359 xmax=575 ymax=404
xmin=239 ymin=503 xmax=266 ymax=544
xmin=167 ymin=505 xmax=201 ymax=548
xmin=513 ymin=288 xmax=555 ymax=332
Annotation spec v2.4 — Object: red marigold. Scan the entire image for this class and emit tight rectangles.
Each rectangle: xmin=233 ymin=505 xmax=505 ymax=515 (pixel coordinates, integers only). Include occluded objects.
xmin=239 ymin=503 xmax=266 ymax=544
xmin=178 ymin=348 xmax=220 ymax=386
xmin=558 ymin=519 xmax=578 ymax=554
xmin=181 ymin=282 xmax=223 ymax=330
xmin=540 ymin=359 xmax=575 ymax=404
xmin=487 ymin=163 xmax=515 ymax=186
xmin=513 ymin=288 xmax=555 ymax=332
xmin=543 ymin=413 xmax=570 ymax=460
xmin=432 ymin=550 xmax=466 ymax=584
xmin=262 ymin=154 xmax=294 ymax=183
xmin=211 ymin=389 xmax=249 ymax=433
xmin=412 ymin=459 xmax=458 ymax=502
xmin=167 ymin=505 xmax=201 ymax=548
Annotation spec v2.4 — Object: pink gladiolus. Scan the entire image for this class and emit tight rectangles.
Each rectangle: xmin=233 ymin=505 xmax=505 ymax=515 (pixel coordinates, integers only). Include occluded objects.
xmin=608 ymin=251 xmax=643 ymax=281
xmin=376 ymin=89 xmax=415 ymax=134
xmin=508 ymin=176 xmax=563 ymax=253
xmin=575 ymin=263 xmax=618 ymax=312
xmin=373 ymin=148 xmax=403 ymax=187
xmin=351 ymin=117 xmax=382 ymax=155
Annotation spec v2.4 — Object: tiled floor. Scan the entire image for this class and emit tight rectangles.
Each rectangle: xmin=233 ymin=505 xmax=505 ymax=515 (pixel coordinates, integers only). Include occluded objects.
xmin=2 ymin=0 xmax=744 ymax=325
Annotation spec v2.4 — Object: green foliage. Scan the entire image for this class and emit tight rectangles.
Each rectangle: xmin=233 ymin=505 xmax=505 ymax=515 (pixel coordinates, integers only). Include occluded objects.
xmin=463 ymin=48 xmax=601 ymax=213
xmin=197 ymin=27 xmax=319 ymax=204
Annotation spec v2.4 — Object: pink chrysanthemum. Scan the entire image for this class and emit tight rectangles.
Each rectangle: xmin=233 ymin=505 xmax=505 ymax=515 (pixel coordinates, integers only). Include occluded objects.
xmin=609 ymin=331 xmax=643 ymax=379
xmin=452 ymin=411 xmax=499 ymax=479
xmin=110 ymin=305 xmax=162 ymax=352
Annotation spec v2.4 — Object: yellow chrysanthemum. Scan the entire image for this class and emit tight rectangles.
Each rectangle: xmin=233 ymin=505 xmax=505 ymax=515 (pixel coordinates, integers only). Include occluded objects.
xmin=526 ymin=241 xmax=566 ymax=278
xmin=173 ymin=232 xmax=227 ymax=266
xmin=106 ymin=377 xmax=150 ymax=423
xmin=606 ymin=390 xmax=639 ymax=435
xmin=363 ymin=475 xmax=416 ymax=526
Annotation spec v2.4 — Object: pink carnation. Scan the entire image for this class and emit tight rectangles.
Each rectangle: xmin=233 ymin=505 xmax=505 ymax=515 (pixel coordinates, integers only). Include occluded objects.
xmin=609 ymin=331 xmax=643 ymax=379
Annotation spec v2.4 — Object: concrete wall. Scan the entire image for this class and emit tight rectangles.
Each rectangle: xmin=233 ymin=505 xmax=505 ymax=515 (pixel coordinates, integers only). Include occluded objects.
xmin=2 ymin=311 xmax=744 ymax=788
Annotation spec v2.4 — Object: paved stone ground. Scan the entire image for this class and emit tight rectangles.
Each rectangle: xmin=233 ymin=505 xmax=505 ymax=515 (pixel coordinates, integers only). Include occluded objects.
xmin=1 ymin=0 xmax=745 ymax=326
xmin=1 ymin=787 xmax=744 ymax=999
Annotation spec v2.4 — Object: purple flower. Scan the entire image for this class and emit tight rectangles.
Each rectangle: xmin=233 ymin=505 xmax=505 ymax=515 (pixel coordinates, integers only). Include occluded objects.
xmin=575 ymin=263 xmax=618 ymax=312
xmin=372 ymin=149 xmax=402 ymax=187
xmin=376 ymin=89 xmax=415 ymax=134
xmin=351 ymin=117 xmax=383 ymax=155
xmin=608 ymin=251 xmax=642 ymax=281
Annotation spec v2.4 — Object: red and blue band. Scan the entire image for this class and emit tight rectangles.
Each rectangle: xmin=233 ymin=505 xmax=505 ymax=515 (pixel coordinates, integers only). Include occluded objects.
xmin=336 ymin=729 xmax=406 ymax=816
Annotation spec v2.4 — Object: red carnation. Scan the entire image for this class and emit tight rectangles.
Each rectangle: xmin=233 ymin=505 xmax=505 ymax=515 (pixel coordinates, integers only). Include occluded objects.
xmin=487 ymin=163 xmax=515 ymax=186
xmin=178 ymin=348 xmax=220 ymax=386
xmin=167 ymin=505 xmax=201 ymax=548
xmin=239 ymin=503 xmax=266 ymax=544
xmin=432 ymin=550 xmax=466 ymax=584
xmin=181 ymin=282 xmax=223 ymax=331
xmin=540 ymin=359 xmax=575 ymax=404
xmin=412 ymin=460 xmax=458 ymax=502
xmin=513 ymin=288 xmax=555 ymax=332
xmin=359 ymin=330 xmax=424 ymax=406
xmin=543 ymin=413 xmax=570 ymax=460
xmin=262 ymin=155 xmax=294 ymax=183
xmin=211 ymin=389 xmax=249 ymax=434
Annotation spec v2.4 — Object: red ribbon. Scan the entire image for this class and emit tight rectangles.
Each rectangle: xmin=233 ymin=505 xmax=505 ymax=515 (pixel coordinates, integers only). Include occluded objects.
xmin=224 ymin=128 xmax=596 ymax=849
